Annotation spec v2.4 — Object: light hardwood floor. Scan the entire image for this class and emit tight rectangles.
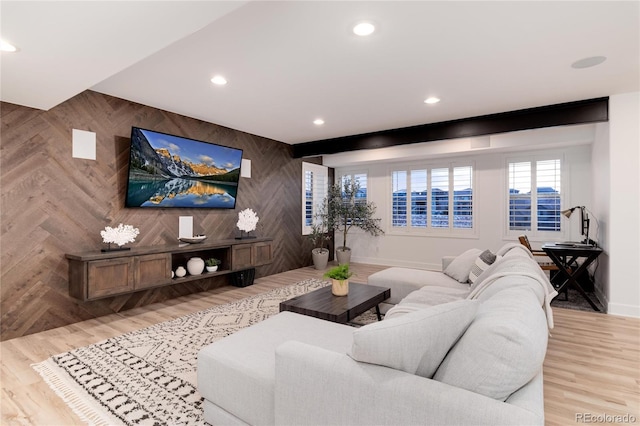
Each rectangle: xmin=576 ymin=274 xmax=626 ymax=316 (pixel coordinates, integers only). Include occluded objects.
xmin=1 ymin=263 xmax=639 ymax=425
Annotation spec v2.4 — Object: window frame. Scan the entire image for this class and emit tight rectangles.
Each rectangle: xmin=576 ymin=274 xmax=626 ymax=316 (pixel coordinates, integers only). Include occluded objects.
xmin=337 ymin=170 xmax=369 ymax=203
xmin=503 ymin=151 xmax=568 ymax=240
xmin=388 ymin=161 xmax=475 ymax=237
xmin=302 ymin=162 xmax=329 ymax=235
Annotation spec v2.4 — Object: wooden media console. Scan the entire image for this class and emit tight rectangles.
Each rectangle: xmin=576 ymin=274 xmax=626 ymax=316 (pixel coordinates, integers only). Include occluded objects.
xmin=66 ymin=237 xmax=273 ymax=301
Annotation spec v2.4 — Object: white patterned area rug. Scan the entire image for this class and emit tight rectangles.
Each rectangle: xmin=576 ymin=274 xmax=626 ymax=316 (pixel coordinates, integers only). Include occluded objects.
xmin=33 ymin=278 xmax=376 ymax=425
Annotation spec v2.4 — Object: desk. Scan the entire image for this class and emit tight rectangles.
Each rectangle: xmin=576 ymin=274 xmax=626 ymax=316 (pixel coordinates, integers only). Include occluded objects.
xmin=541 ymin=243 xmax=603 ymax=311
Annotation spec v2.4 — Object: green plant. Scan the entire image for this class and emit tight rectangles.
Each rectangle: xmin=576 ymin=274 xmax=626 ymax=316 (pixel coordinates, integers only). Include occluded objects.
xmin=205 ymin=258 xmax=221 ymax=267
xmin=308 ymin=202 xmax=331 ymax=253
xmin=308 ymin=223 xmax=331 ymax=253
xmin=323 ymin=264 xmax=353 ymax=281
xmin=325 ymin=177 xmax=384 ymax=250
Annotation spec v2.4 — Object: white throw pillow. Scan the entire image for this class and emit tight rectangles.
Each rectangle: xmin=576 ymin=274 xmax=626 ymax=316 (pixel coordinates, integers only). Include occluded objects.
xmin=468 ymin=249 xmax=497 ymax=284
xmin=443 ymin=248 xmax=482 ymax=283
xmin=350 ymin=300 xmax=479 ymax=378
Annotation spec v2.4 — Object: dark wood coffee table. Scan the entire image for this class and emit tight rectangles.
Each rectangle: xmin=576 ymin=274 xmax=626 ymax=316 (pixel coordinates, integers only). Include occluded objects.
xmin=279 ymin=282 xmax=391 ymax=324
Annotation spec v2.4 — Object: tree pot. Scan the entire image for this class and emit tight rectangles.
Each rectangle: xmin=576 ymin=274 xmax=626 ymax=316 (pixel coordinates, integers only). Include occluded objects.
xmin=311 ymin=248 xmax=329 ymax=270
xmin=336 ymin=247 xmax=351 ymax=265
xmin=331 ymin=279 xmax=349 ymax=296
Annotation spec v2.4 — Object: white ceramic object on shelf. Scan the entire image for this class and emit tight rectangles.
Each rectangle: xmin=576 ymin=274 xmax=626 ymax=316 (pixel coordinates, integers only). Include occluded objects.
xmin=206 ymin=265 xmax=218 ymax=272
xmin=175 ymin=266 xmax=187 ymax=278
xmin=187 ymin=257 xmax=205 ymax=275
xmin=179 ymin=235 xmax=207 ymax=244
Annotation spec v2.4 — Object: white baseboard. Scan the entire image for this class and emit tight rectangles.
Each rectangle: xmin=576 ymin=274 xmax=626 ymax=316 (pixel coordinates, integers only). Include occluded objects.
xmin=595 ymin=286 xmax=640 ymax=318
xmin=606 ymin=302 xmax=640 ymax=318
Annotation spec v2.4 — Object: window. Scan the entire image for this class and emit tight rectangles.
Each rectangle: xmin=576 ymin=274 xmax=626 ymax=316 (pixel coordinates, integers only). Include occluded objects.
xmin=507 ymin=158 xmax=561 ymax=234
xmin=411 ymin=170 xmax=427 ymax=227
xmin=431 ymin=168 xmax=449 ymax=228
xmin=337 ymin=172 xmax=368 ymax=227
xmin=340 ymin=172 xmax=368 ymax=203
xmin=453 ymin=166 xmax=473 ymax=229
xmin=391 ymin=164 xmax=473 ymax=232
xmin=302 ymin=162 xmax=328 ymax=235
xmin=392 ymin=171 xmax=407 ymax=227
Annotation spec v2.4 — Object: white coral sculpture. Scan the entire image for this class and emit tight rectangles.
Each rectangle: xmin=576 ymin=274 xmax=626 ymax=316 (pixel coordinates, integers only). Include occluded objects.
xmin=100 ymin=223 xmax=140 ymax=247
xmin=237 ymin=208 xmax=259 ymax=232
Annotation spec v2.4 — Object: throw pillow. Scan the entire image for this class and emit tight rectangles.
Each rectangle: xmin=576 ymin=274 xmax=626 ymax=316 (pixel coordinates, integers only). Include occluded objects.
xmin=443 ymin=248 xmax=483 ymax=283
xmin=468 ymin=249 xmax=497 ymax=284
xmin=350 ymin=299 xmax=479 ymax=379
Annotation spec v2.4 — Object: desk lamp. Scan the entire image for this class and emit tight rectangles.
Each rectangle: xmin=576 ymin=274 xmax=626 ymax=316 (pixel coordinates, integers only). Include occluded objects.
xmin=561 ymin=206 xmax=592 ymax=245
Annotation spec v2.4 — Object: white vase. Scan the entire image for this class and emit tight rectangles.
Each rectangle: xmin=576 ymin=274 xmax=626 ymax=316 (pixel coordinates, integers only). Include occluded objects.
xmin=175 ymin=266 xmax=187 ymax=278
xmin=187 ymin=257 xmax=205 ymax=275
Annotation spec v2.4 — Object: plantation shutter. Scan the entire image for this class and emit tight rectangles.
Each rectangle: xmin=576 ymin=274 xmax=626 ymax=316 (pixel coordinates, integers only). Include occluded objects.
xmin=302 ymin=162 xmax=328 ymax=235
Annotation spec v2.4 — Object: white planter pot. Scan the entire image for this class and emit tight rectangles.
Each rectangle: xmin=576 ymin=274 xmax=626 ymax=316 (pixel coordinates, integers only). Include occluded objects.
xmin=206 ymin=265 xmax=218 ymax=272
xmin=312 ymin=248 xmax=329 ymax=270
xmin=336 ymin=247 xmax=351 ymax=265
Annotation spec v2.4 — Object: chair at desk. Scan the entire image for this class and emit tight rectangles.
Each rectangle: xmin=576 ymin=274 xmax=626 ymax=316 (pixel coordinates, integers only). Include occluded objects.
xmin=518 ymin=235 xmax=568 ymax=300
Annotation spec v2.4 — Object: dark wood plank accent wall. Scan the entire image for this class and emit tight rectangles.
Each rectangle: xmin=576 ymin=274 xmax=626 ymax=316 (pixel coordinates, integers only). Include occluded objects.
xmin=0 ymin=90 xmax=308 ymax=341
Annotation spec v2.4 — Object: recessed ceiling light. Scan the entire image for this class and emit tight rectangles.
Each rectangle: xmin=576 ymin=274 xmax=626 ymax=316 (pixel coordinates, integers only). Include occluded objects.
xmin=0 ymin=40 xmax=17 ymax=52
xmin=313 ymin=119 xmax=325 ymax=126
xmin=210 ymin=75 xmax=228 ymax=85
xmin=571 ymin=56 xmax=607 ymax=69
xmin=424 ymin=97 xmax=440 ymax=104
xmin=353 ymin=22 xmax=375 ymax=36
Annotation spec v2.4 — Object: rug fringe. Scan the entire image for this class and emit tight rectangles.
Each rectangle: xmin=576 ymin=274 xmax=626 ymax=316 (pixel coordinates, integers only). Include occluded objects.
xmin=32 ymin=359 xmax=119 ymax=426
xmin=30 ymin=279 xmax=335 ymax=425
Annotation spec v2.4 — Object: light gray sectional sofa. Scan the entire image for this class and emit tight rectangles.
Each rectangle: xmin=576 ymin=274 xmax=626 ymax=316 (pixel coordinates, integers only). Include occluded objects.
xmin=197 ymin=243 xmax=557 ymax=425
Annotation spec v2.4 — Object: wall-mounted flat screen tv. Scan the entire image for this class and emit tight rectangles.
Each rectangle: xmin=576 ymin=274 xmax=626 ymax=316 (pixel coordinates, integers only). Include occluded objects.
xmin=125 ymin=127 xmax=243 ymax=209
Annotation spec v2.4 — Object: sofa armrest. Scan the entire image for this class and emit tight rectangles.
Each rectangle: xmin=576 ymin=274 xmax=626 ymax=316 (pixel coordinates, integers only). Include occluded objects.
xmin=442 ymin=255 xmax=456 ymax=271
xmin=275 ymin=341 xmax=542 ymax=426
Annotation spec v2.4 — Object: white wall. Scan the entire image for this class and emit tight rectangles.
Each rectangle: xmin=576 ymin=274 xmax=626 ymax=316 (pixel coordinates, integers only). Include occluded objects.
xmin=608 ymin=92 xmax=640 ymax=317
xmin=592 ymin=122 xmax=610 ymax=306
xmin=324 ymin=125 xmax=595 ymax=270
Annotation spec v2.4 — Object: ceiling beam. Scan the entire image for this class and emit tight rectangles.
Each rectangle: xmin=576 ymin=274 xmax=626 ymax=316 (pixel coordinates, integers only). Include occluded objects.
xmin=292 ymin=97 xmax=608 ymax=158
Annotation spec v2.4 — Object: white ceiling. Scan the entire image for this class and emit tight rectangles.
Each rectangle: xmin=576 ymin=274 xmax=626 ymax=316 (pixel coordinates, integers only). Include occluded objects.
xmin=1 ymin=1 xmax=638 ymax=145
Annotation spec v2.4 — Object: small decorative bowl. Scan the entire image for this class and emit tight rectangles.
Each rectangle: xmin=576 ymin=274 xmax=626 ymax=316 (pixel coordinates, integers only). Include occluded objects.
xmin=179 ymin=235 xmax=207 ymax=244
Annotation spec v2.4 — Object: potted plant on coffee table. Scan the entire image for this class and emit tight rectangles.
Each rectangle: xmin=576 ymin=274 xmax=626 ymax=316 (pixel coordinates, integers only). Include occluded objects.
xmin=325 ymin=177 xmax=384 ymax=265
xmin=323 ymin=263 xmax=353 ymax=296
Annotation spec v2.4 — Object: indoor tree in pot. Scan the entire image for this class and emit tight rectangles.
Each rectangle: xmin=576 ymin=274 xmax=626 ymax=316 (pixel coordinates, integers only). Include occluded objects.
xmin=308 ymin=222 xmax=331 ymax=270
xmin=307 ymin=201 xmax=331 ymax=270
xmin=326 ymin=177 xmax=384 ymax=265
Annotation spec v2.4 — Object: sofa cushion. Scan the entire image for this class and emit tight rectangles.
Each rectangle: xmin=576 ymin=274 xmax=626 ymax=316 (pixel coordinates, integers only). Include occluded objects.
xmin=350 ymin=299 xmax=479 ymax=378
xmin=385 ymin=286 xmax=471 ymax=319
xmin=433 ymin=287 xmax=548 ymax=401
xmin=197 ymin=311 xmax=354 ymax=426
xmin=468 ymin=249 xmax=498 ymax=284
xmin=443 ymin=248 xmax=483 ymax=283
xmin=367 ymin=267 xmax=469 ymax=305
